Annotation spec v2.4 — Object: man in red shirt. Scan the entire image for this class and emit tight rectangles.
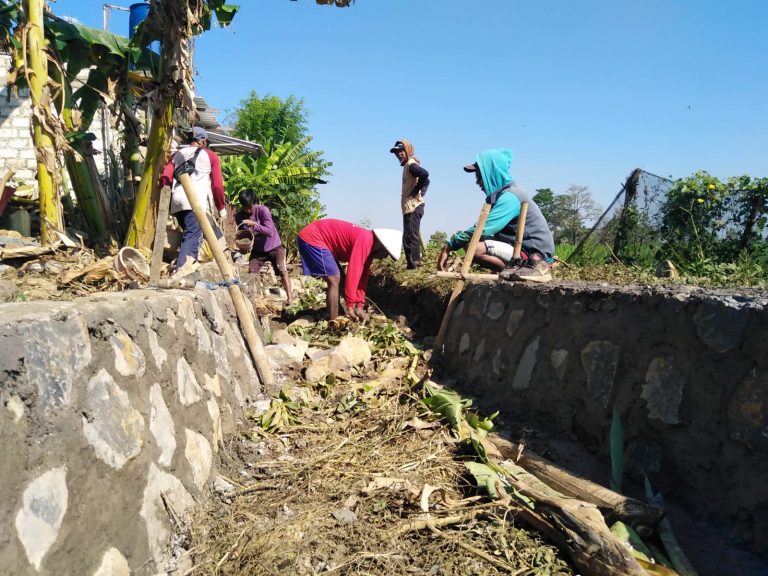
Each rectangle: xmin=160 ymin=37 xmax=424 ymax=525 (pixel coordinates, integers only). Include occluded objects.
xmin=297 ymin=219 xmax=401 ymax=321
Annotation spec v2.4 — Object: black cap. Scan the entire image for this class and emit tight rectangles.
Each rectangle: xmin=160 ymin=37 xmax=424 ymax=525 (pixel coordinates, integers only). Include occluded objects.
xmin=463 ymin=163 xmax=478 ymax=172
xmin=389 ymin=141 xmax=405 ymax=153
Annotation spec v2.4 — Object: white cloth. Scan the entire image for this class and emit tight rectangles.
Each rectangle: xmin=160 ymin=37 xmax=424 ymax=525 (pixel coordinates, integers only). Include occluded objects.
xmin=169 ymin=145 xmax=215 ymax=215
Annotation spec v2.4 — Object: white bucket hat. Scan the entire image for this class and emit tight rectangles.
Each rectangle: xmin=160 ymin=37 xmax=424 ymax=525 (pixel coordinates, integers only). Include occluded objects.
xmin=372 ymin=228 xmax=402 ymax=260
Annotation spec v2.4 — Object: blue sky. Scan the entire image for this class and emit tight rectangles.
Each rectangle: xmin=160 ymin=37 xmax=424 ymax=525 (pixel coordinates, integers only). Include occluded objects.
xmin=55 ymin=0 xmax=768 ymax=238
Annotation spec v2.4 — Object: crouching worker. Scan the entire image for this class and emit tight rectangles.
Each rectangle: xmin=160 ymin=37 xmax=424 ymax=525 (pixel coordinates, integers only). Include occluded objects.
xmin=437 ymin=148 xmax=555 ymax=282
xmin=234 ymin=189 xmax=293 ymax=306
xmin=297 ymin=219 xmax=401 ymax=321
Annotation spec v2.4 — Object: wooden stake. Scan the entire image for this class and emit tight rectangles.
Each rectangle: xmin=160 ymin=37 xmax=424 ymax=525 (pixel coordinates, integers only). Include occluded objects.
xmin=176 ymin=172 xmax=274 ymax=390
xmin=434 ymin=202 xmax=491 ymax=349
xmin=512 ymin=200 xmax=529 ymax=259
xmin=149 ymin=185 xmax=171 ymax=286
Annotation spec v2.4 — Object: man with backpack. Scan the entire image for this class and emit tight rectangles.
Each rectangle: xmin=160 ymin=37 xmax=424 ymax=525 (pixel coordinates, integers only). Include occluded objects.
xmin=160 ymin=126 xmax=226 ymax=270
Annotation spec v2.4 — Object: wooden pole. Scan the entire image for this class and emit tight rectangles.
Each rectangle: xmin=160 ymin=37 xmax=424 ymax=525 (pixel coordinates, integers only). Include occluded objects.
xmin=434 ymin=202 xmax=491 ymax=349
xmin=149 ymin=185 xmax=171 ymax=286
xmin=436 ymin=271 xmax=499 ymax=281
xmin=176 ymin=172 xmax=274 ymax=390
xmin=512 ymin=201 xmax=529 ymax=259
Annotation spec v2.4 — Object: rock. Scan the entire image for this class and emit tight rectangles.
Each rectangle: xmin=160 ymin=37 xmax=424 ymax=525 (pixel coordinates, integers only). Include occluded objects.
xmin=82 ymin=369 xmax=146 ymax=470
xmin=149 ymin=384 xmax=176 ymax=468
xmin=184 ymin=429 xmax=213 ymax=491
xmin=580 ymin=340 xmax=620 ymax=411
xmin=92 ymin=548 xmax=130 ymax=576
xmin=272 ymin=329 xmax=299 ymax=346
xmin=331 ymin=507 xmax=358 ymax=525
xmin=0 ymin=278 xmax=17 ymax=301
xmin=335 ymin=336 xmax=371 ymax=366
xmin=642 ymin=356 xmax=685 ymax=425
xmin=266 ymin=339 xmax=309 ymax=369
xmin=15 ymin=466 xmax=68 ymax=570
xmin=512 ymin=337 xmax=541 ymax=390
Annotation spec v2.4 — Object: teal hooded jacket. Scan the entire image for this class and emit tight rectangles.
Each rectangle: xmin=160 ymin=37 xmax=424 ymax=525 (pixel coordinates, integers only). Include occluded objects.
xmin=447 ymin=149 xmax=522 ymax=250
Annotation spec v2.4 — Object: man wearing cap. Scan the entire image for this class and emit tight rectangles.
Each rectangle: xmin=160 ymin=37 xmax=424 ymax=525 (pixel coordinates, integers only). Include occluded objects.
xmin=390 ymin=139 xmax=430 ymax=269
xmin=297 ymin=219 xmax=402 ymax=321
xmin=161 ymin=126 xmax=227 ymax=270
xmin=437 ymin=149 xmax=554 ymax=282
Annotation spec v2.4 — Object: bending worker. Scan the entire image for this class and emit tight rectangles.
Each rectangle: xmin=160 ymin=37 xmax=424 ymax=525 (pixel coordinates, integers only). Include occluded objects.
xmin=297 ymin=219 xmax=401 ymax=321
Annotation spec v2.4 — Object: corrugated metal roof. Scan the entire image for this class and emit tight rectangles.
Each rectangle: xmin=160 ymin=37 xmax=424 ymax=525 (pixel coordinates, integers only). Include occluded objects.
xmin=206 ymin=131 xmax=265 ymax=157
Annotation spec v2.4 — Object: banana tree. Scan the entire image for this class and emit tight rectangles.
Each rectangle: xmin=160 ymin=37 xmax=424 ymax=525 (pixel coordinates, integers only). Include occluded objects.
xmin=123 ymin=0 xmax=239 ymax=250
xmin=0 ymin=0 xmax=65 ymax=243
xmin=222 ymin=136 xmax=330 ymax=251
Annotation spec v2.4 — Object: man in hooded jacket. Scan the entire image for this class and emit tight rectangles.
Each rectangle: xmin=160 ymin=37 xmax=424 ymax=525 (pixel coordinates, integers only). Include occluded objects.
xmin=437 ymin=148 xmax=555 ymax=282
xmin=390 ymin=139 xmax=430 ymax=269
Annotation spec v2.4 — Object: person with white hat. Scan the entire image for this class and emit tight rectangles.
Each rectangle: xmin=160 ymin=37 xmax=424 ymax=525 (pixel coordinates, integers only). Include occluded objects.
xmin=160 ymin=126 xmax=227 ymax=270
xmin=297 ymin=219 xmax=401 ymax=321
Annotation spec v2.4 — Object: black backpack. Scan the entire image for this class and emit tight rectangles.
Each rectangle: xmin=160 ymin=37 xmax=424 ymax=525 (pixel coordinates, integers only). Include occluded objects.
xmin=173 ymin=147 xmax=203 ymax=181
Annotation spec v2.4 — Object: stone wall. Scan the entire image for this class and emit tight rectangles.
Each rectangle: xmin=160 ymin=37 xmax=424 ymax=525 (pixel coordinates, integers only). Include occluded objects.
xmin=0 ymin=287 xmax=264 ymax=576
xmin=438 ymin=281 xmax=768 ymax=560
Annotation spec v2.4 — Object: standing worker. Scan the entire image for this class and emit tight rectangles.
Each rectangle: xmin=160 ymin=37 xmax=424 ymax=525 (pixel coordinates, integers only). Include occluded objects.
xmin=297 ymin=219 xmax=401 ymax=321
xmin=437 ymin=148 xmax=554 ymax=282
xmin=390 ymin=139 xmax=429 ymax=269
xmin=161 ymin=126 xmax=226 ymax=270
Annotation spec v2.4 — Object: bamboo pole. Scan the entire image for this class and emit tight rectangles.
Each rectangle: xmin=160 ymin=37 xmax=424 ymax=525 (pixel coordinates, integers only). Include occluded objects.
xmin=175 ymin=172 xmax=274 ymax=390
xmin=26 ymin=0 xmax=60 ymax=245
xmin=434 ymin=202 xmax=491 ymax=349
xmin=436 ymin=271 xmax=499 ymax=281
xmin=512 ymin=201 xmax=529 ymax=259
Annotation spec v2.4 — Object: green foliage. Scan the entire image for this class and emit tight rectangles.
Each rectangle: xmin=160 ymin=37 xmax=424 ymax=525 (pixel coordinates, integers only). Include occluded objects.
xmin=537 ymin=185 xmax=603 ymax=245
xmin=222 ymin=137 xmax=329 ymax=252
xmin=426 ymin=230 xmax=448 ymax=250
xmin=532 ymin=188 xmax=556 ymax=222
xmin=224 ymin=93 xmax=331 ymax=255
xmin=251 ymin=390 xmax=301 ymax=432
xmin=659 ymin=171 xmax=768 ymax=277
xmin=230 ymin=92 xmax=308 ymax=149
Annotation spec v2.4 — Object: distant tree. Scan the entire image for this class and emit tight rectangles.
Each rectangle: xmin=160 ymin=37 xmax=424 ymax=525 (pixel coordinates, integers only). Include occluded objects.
xmin=427 ymin=231 xmax=448 ymax=250
xmin=533 ymin=188 xmax=556 ymax=222
xmin=547 ymin=185 xmax=603 ymax=244
xmin=358 ymin=217 xmax=372 ymax=229
xmin=230 ymin=92 xmax=308 ymax=149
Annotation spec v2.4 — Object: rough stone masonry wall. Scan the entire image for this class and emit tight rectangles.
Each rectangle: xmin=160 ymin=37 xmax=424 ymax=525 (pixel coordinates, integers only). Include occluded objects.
xmin=439 ymin=282 xmax=768 ymax=560
xmin=0 ymin=287 xmax=264 ymax=576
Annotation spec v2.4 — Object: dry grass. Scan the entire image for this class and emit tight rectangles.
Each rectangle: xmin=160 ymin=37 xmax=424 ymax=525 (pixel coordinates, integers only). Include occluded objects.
xmin=186 ymin=318 xmax=573 ymax=576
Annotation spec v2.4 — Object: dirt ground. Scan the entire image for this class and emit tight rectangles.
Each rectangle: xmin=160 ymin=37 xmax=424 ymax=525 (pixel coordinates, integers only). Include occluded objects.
xmin=185 ymin=311 xmax=575 ymax=576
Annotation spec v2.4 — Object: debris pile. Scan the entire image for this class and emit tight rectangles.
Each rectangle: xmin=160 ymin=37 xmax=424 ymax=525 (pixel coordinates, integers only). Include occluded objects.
xmin=187 ymin=304 xmax=690 ymax=576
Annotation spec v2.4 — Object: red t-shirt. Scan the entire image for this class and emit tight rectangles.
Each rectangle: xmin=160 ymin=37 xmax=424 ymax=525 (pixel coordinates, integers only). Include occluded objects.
xmin=298 ymin=219 xmax=374 ymax=307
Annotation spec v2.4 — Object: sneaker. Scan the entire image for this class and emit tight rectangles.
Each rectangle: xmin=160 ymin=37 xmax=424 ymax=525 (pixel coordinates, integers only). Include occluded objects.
xmin=498 ymin=257 xmax=525 ymax=281
xmin=511 ymin=260 xmax=552 ymax=283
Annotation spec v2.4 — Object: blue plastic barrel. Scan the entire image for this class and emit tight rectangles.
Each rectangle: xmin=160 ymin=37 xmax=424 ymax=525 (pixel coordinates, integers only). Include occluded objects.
xmin=129 ymin=2 xmax=160 ymax=67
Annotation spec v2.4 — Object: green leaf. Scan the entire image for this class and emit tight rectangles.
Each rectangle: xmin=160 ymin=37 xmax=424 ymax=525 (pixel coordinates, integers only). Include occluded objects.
xmin=422 ymin=384 xmax=471 ymax=429
xmin=214 ymin=4 xmax=239 ymax=27
xmin=465 ymin=462 xmax=502 ymax=499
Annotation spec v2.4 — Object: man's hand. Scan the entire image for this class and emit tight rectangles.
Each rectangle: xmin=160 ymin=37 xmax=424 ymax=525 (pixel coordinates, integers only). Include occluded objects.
xmin=437 ymin=245 xmax=451 ymax=271
xmin=241 ymin=219 xmax=256 ymax=227
xmin=219 ymin=208 xmax=227 ymax=219
xmin=347 ymin=307 xmax=369 ymax=323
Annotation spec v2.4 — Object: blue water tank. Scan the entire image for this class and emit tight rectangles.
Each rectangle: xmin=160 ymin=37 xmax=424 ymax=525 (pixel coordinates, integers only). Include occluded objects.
xmin=129 ymin=2 xmax=160 ymax=66
xmin=128 ymin=2 xmax=150 ymax=39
